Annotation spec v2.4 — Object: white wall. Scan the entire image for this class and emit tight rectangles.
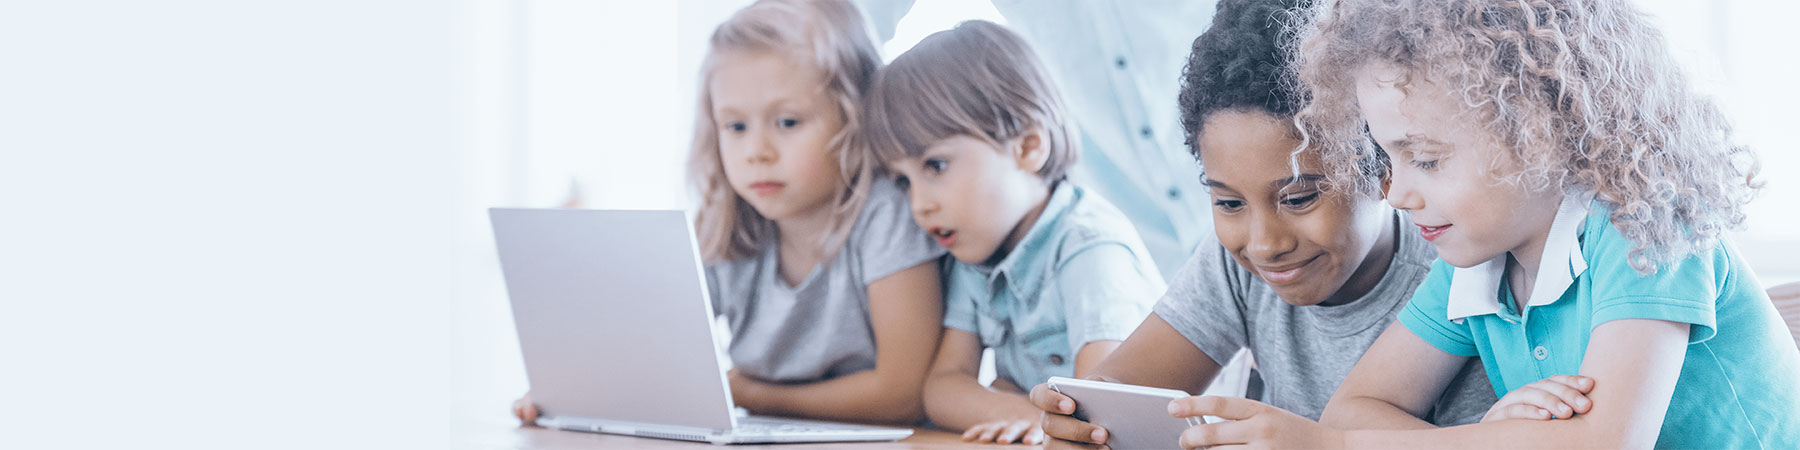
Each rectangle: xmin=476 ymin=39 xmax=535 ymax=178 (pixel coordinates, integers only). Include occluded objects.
xmin=0 ymin=1 xmax=474 ymax=448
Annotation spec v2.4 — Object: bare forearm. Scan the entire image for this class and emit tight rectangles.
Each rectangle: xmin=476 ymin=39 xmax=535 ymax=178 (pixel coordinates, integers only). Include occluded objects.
xmin=1085 ymin=314 xmax=1221 ymax=393
xmin=1320 ymin=396 xmax=1438 ymax=431
xmin=923 ymin=373 xmax=1040 ymax=431
xmin=739 ymin=370 xmax=924 ymax=424
xmin=1342 ymin=417 xmax=1644 ymax=450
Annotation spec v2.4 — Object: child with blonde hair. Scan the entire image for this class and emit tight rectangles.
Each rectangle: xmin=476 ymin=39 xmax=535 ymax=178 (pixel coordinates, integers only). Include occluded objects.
xmin=863 ymin=20 xmax=1165 ymax=444
xmin=514 ymin=0 xmax=946 ymax=425
xmin=1028 ymin=1 xmax=1497 ymax=447
xmin=1166 ymin=0 xmax=1800 ymax=448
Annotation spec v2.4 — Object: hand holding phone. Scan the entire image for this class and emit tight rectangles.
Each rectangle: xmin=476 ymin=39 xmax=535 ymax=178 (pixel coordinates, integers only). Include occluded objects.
xmin=1045 ymin=376 xmax=1203 ymax=449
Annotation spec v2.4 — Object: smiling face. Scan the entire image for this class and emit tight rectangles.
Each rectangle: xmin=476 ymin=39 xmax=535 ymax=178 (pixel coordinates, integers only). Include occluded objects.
xmin=1198 ymin=111 xmax=1395 ymax=306
xmin=1354 ymin=64 xmax=1561 ymax=269
xmin=886 ymin=133 xmax=1051 ymax=265
xmin=709 ymin=50 xmax=846 ymax=224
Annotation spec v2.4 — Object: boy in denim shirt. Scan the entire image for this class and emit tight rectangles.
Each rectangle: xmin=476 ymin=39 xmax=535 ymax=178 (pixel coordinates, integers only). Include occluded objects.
xmin=863 ymin=20 xmax=1165 ymax=444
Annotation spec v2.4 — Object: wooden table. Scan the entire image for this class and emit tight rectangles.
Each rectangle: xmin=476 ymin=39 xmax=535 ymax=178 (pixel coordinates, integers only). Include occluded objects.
xmin=468 ymin=425 xmax=1038 ymax=449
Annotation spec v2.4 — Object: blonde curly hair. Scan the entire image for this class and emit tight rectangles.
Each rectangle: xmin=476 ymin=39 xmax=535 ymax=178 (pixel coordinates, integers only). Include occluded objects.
xmin=1290 ymin=0 xmax=1761 ymax=273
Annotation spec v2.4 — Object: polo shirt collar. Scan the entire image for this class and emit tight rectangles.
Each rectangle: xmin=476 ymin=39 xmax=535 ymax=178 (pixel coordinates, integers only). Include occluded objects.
xmin=1446 ymin=192 xmax=1592 ymax=323
xmin=978 ymin=182 xmax=1077 ymax=300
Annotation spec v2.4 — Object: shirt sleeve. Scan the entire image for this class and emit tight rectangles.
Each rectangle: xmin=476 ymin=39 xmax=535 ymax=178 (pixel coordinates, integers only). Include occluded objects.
xmin=851 ymin=179 xmax=946 ymax=286
xmin=1583 ymin=215 xmax=1721 ymax=343
xmin=705 ymin=264 xmax=724 ymax=316
xmin=1055 ymin=242 xmax=1164 ymax=352
xmin=1397 ymin=259 xmax=1481 ymax=357
xmin=1150 ymin=239 xmax=1251 ymax=366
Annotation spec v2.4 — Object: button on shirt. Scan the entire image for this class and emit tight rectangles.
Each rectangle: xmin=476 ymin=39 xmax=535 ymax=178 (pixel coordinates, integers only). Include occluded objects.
xmin=1399 ymin=194 xmax=1800 ymax=449
xmin=941 ymin=183 xmax=1165 ymax=390
xmin=857 ymin=0 xmax=1218 ymax=280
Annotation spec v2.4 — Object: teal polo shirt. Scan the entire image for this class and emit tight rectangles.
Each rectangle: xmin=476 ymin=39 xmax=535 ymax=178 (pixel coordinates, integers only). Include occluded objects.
xmin=1399 ymin=195 xmax=1800 ymax=449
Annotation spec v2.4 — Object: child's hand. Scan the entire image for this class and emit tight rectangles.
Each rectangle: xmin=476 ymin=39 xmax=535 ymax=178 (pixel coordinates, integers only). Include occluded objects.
xmin=1169 ymin=396 xmax=1343 ymax=450
xmin=512 ymin=392 xmax=540 ymax=425
xmin=961 ymin=418 xmax=1044 ymax=444
xmin=1481 ymin=374 xmax=1595 ymax=422
xmin=1028 ymin=382 xmax=1110 ymax=446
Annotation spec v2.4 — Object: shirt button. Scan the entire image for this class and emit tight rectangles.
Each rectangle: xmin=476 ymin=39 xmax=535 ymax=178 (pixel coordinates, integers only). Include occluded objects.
xmin=1049 ymin=354 xmax=1065 ymax=365
xmin=1139 ymin=126 xmax=1154 ymax=138
xmin=1114 ymin=56 xmax=1127 ymax=69
xmin=1167 ymin=187 xmax=1182 ymax=200
xmin=1533 ymin=346 xmax=1549 ymax=361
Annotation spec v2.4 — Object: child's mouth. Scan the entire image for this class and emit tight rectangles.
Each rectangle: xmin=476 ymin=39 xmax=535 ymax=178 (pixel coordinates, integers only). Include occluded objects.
xmin=1418 ymin=224 xmax=1452 ymax=241
xmin=748 ymin=181 xmax=785 ymax=196
xmin=930 ymin=227 xmax=956 ymax=248
xmin=1256 ymin=255 xmax=1319 ymax=284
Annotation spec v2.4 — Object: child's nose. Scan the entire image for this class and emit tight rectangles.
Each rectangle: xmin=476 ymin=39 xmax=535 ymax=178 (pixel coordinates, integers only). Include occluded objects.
xmin=1386 ymin=172 xmax=1423 ymax=211
xmin=909 ymin=191 xmax=936 ymax=217
xmin=746 ymin=134 xmax=777 ymax=164
xmin=1246 ymin=210 xmax=1298 ymax=260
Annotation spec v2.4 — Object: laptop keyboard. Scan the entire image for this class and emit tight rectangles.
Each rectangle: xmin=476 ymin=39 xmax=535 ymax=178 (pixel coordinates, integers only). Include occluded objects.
xmin=734 ymin=416 xmax=847 ymax=435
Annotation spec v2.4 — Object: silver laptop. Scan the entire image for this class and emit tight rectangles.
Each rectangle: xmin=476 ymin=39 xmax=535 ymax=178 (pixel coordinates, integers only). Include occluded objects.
xmin=489 ymin=208 xmax=914 ymax=445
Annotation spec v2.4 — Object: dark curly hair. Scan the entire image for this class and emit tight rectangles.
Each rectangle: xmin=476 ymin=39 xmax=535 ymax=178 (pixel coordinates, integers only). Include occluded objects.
xmin=1176 ymin=0 xmax=1309 ymax=160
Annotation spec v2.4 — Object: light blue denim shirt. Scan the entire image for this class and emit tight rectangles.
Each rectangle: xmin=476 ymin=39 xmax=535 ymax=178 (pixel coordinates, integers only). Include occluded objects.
xmin=857 ymin=0 xmax=1218 ymax=280
xmin=941 ymin=182 xmax=1166 ymax=389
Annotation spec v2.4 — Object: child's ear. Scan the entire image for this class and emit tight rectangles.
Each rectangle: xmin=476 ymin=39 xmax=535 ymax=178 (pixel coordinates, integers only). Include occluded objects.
xmin=1012 ymin=127 xmax=1050 ymax=173
xmin=1380 ymin=174 xmax=1393 ymax=199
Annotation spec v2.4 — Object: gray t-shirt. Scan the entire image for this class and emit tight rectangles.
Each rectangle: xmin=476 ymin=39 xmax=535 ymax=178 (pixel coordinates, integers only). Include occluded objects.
xmin=1153 ymin=211 xmax=1496 ymax=425
xmin=706 ymin=178 xmax=945 ymax=383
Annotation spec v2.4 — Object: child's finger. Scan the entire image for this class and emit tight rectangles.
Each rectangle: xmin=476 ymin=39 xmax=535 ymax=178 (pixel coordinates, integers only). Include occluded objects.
xmin=1167 ymin=396 xmax=1262 ymax=421
xmin=1522 ymin=381 xmax=1588 ymax=417
xmin=1489 ymin=403 xmax=1551 ymax=421
xmin=978 ymin=424 xmax=1003 ymax=443
xmin=1040 ymin=413 xmax=1105 ymax=444
xmin=1177 ymin=420 xmax=1259 ymax=450
xmin=1029 ymin=383 xmax=1077 ymax=414
xmin=1545 ymin=374 xmax=1595 ymax=393
xmin=1534 ymin=378 xmax=1595 ymax=413
xmin=1503 ymin=386 xmax=1574 ymax=419
xmin=961 ymin=425 xmax=985 ymax=441
xmin=1043 ymin=437 xmax=1103 ymax=450
xmin=997 ymin=420 xmax=1032 ymax=443
xmin=1023 ymin=426 xmax=1046 ymax=445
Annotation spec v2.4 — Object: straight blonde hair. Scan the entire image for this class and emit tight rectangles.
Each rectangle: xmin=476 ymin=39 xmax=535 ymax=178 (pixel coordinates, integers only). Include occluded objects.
xmin=688 ymin=0 xmax=883 ymax=263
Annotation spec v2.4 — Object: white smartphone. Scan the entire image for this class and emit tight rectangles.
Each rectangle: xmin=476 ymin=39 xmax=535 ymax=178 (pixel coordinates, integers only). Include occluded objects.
xmin=1046 ymin=376 xmax=1206 ymax=450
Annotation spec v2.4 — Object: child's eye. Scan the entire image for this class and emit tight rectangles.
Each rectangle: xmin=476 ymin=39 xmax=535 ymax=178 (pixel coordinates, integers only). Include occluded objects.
xmin=777 ymin=118 xmax=800 ymax=129
xmin=723 ymin=121 xmax=747 ymax=133
xmin=924 ymin=158 xmax=948 ymax=174
xmin=1411 ymin=159 xmax=1439 ymax=171
xmin=1213 ymin=199 xmax=1245 ymax=212
xmin=1281 ymin=192 xmax=1320 ymax=208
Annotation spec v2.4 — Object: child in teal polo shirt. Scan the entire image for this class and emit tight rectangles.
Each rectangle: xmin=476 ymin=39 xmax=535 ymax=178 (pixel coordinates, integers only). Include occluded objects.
xmin=862 ymin=21 xmax=1165 ymax=445
xmin=1160 ymin=0 xmax=1800 ymax=448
